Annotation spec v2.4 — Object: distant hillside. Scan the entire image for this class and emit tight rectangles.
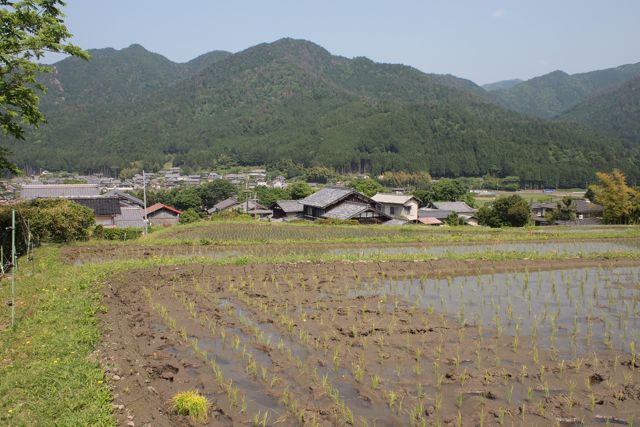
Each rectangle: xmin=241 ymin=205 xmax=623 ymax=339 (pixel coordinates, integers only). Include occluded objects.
xmin=489 ymin=63 xmax=640 ymax=118
xmin=3 ymin=38 xmax=639 ymax=187
xmin=482 ymin=79 xmax=523 ymax=92
xmin=558 ymin=75 xmax=640 ymax=145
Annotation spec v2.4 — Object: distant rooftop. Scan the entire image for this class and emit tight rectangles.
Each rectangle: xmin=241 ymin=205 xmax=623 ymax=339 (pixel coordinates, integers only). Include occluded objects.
xmin=431 ymin=202 xmax=476 ymax=212
xmin=300 ymin=187 xmax=355 ymax=209
xmin=19 ymin=184 xmax=100 ymax=200
xmin=372 ymin=193 xmax=417 ymax=205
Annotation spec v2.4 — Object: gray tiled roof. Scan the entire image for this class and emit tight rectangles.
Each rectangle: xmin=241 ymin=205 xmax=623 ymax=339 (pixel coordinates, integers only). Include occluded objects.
xmin=114 ymin=206 xmax=145 ymax=228
xmin=69 ymin=196 xmax=121 ymax=216
xmin=300 ymin=187 xmax=354 ymax=208
xmin=104 ymin=190 xmax=145 ymax=207
xmin=275 ymin=200 xmax=303 ymax=213
xmin=531 ymin=202 xmax=557 ymax=210
xmin=575 ymin=200 xmax=603 ymax=214
xmin=431 ymin=202 xmax=475 ymax=212
xmin=322 ymin=202 xmax=370 ymax=220
xmin=19 ymin=184 xmax=100 ymax=200
xmin=213 ymin=197 xmax=240 ymax=211
xmin=418 ymin=208 xmax=453 ymax=220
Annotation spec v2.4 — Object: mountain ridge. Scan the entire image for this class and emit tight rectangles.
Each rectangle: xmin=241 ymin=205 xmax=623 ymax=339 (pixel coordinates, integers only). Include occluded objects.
xmin=4 ymin=38 xmax=639 ymax=186
xmin=489 ymin=62 xmax=640 ymax=118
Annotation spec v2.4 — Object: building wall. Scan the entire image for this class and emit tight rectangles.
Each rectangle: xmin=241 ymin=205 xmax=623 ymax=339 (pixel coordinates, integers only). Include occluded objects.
xmin=379 ymin=200 xmax=419 ymax=221
xmin=115 ymin=207 xmax=145 ymax=228
xmin=149 ymin=217 xmax=179 ymax=226
xmin=148 ymin=210 xmax=179 ymax=226
xmin=95 ymin=215 xmax=116 ymax=227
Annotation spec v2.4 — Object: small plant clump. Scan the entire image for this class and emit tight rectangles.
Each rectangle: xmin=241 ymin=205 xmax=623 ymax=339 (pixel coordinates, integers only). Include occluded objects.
xmin=171 ymin=390 xmax=209 ymax=423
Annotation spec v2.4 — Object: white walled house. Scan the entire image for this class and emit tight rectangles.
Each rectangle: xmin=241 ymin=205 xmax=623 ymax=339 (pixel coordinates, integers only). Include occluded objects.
xmin=371 ymin=193 xmax=420 ymax=221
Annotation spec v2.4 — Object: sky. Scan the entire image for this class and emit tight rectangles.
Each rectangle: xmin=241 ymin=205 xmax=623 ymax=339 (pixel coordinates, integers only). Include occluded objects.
xmin=44 ymin=0 xmax=640 ymax=85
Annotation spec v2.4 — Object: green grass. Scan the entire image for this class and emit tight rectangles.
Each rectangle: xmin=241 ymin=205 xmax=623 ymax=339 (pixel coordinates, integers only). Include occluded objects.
xmin=0 ymin=247 xmax=113 ymax=426
xmin=171 ymin=390 xmax=209 ymax=423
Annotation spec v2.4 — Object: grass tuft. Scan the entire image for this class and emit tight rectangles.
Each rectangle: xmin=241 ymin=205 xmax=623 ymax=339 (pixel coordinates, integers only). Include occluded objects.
xmin=171 ymin=390 xmax=209 ymax=423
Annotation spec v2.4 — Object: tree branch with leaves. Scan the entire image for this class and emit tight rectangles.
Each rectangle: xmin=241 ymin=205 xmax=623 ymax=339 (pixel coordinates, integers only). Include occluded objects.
xmin=1 ymin=0 xmax=88 ymax=172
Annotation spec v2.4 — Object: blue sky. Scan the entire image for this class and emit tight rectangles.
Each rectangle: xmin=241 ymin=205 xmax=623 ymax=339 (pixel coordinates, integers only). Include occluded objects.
xmin=46 ymin=0 xmax=640 ymax=84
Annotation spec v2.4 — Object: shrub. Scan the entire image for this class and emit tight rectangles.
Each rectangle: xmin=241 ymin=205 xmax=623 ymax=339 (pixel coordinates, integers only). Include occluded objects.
xmin=179 ymin=208 xmax=202 ymax=224
xmin=171 ymin=390 xmax=209 ymax=423
xmin=0 ymin=199 xmax=96 ymax=255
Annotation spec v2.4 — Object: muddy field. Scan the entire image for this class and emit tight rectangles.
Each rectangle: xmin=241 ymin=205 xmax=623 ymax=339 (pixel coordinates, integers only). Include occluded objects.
xmin=100 ymin=258 xmax=640 ymax=426
xmin=64 ymin=237 xmax=640 ymax=265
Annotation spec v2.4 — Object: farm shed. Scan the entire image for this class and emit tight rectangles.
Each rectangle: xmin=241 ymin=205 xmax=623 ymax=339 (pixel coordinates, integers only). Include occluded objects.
xmin=145 ymin=203 xmax=182 ymax=226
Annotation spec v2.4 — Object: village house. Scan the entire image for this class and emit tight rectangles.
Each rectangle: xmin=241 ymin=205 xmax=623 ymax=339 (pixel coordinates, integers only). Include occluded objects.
xmin=272 ymin=200 xmax=304 ymax=220
xmin=299 ymin=187 xmax=390 ymax=223
xmin=208 ymin=197 xmax=272 ymax=218
xmin=103 ymin=190 xmax=146 ymax=228
xmin=531 ymin=199 xmax=604 ymax=225
xmin=418 ymin=201 xmax=478 ymax=225
xmin=68 ymin=196 xmax=122 ymax=228
xmin=371 ymin=193 xmax=420 ymax=221
xmin=145 ymin=203 xmax=182 ymax=226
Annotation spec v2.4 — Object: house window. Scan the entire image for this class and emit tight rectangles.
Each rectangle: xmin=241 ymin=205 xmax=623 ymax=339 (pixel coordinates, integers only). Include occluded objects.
xmin=389 ymin=206 xmax=396 ymax=215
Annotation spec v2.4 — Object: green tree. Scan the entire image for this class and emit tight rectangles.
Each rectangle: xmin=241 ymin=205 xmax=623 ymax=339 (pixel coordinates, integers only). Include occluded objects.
xmin=478 ymin=195 xmax=530 ymax=227
xmin=430 ymin=179 xmax=468 ymax=202
xmin=1 ymin=0 xmax=88 ymax=171
xmin=288 ymin=181 xmax=313 ymax=200
xmin=349 ymin=178 xmax=384 ymax=197
xmin=198 ymin=180 xmax=236 ymax=209
xmin=545 ymin=197 xmax=577 ymax=223
xmin=445 ymin=212 xmax=465 ymax=226
xmin=304 ymin=166 xmax=334 ymax=184
xmin=255 ymin=187 xmax=289 ymax=208
xmin=171 ymin=187 xmax=202 ymax=210
xmin=0 ymin=199 xmax=94 ymax=251
xmin=476 ymin=205 xmax=502 ymax=228
xmin=589 ymin=169 xmax=640 ymax=224
xmin=412 ymin=188 xmax=431 ymax=207
xmin=179 ymin=208 xmax=201 ymax=224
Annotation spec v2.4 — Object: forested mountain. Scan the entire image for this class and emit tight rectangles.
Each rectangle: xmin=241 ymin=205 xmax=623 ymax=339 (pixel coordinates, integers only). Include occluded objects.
xmin=482 ymin=79 xmax=523 ymax=92
xmin=558 ymin=75 xmax=640 ymax=145
xmin=488 ymin=63 xmax=640 ymax=118
xmin=3 ymin=38 xmax=639 ymax=187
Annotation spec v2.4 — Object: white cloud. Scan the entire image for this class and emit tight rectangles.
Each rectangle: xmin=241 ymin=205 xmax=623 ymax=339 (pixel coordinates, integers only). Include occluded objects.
xmin=492 ymin=9 xmax=506 ymax=18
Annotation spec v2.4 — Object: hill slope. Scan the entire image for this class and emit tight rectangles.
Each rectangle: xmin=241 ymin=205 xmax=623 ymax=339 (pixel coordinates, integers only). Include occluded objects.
xmin=558 ymin=75 xmax=640 ymax=145
xmin=489 ymin=63 xmax=640 ymax=118
xmin=4 ymin=39 xmax=639 ymax=186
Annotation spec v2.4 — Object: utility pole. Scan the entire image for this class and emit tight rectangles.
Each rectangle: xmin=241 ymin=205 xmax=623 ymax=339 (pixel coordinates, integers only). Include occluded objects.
xmin=244 ymin=180 xmax=250 ymax=215
xmin=142 ymin=170 xmax=149 ymax=235
xmin=11 ymin=209 xmax=16 ymax=329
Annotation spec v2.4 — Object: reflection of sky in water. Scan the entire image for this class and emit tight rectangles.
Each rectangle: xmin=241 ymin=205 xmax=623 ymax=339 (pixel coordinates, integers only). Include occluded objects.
xmin=355 ymin=266 xmax=640 ymax=358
